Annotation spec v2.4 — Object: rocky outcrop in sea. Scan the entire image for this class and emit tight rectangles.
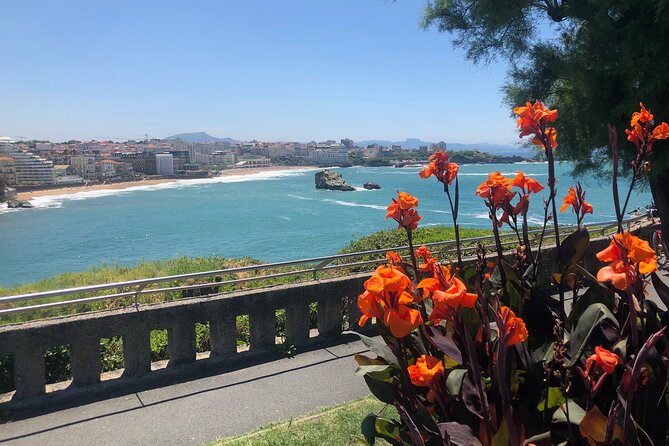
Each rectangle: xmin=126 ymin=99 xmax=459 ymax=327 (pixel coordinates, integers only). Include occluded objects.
xmin=315 ymin=169 xmax=355 ymax=191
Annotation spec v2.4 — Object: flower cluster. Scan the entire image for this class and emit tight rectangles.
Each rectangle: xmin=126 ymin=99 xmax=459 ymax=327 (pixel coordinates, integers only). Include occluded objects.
xmin=513 ymin=100 xmax=558 ymax=150
xmin=357 ymin=265 xmax=422 ymax=338
xmin=596 ymin=232 xmax=657 ymax=290
xmin=625 ymin=102 xmax=669 ymax=156
xmin=418 ymin=149 xmax=459 ymax=186
xmin=418 ymin=263 xmax=478 ymax=324
xmin=560 ymin=182 xmax=593 ymax=225
xmin=385 ymin=191 xmax=421 ymax=230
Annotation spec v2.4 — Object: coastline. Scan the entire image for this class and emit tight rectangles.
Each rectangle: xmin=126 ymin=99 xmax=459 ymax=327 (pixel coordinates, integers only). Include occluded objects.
xmin=16 ymin=165 xmax=317 ymax=201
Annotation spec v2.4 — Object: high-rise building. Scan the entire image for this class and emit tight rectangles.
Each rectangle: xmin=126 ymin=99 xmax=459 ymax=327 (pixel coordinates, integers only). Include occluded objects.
xmin=0 ymin=138 xmax=55 ymax=186
xmin=156 ymin=153 xmax=174 ymax=175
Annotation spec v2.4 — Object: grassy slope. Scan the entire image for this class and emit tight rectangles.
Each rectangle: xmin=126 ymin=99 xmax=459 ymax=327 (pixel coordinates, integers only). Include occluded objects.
xmin=210 ymin=396 xmax=396 ymax=446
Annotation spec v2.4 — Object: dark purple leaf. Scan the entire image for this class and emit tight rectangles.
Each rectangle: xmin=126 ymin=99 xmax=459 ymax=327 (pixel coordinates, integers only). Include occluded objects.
xmin=395 ymin=402 xmax=427 ymax=446
xmin=426 ymin=326 xmax=463 ymax=364
xmin=439 ymin=422 xmax=483 ymax=446
xmin=651 ymin=272 xmax=669 ymax=310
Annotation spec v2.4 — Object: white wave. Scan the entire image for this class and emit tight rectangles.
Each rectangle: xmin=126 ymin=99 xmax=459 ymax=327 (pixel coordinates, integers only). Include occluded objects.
xmin=322 ymin=199 xmax=386 ymax=210
xmin=286 ymin=194 xmax=315 ymax=201
xmin=426 ymin=209 xmax=451 ymax=215
xmin=352 ymin=186 xmax=375 ymax=191
xmin=23 ymin=169 xmax=314 ymax=207
xmin=526 ymin=216 xmax=545 ymax=225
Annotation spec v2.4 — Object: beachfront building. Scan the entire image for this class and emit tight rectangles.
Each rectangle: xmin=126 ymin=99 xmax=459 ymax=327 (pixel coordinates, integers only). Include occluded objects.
xmin=111 ymin=151 xmax=157 ymax=175
xmin=70 ymin=155 xmax=98 ymax=180
xmin=0 ymin=156 xmax=17 ymax=186
xmin=307 ymin=147 xmax=349 ymax=165
xmin=156 ymin=153 xmax=174 ymax=175
xmin=0 ymin=139 xmax=56 ymax=186
xmin=211 ymin=150 xmax=235 ymax=167
xmin=235 ymin=157 xmax=271 ymax=168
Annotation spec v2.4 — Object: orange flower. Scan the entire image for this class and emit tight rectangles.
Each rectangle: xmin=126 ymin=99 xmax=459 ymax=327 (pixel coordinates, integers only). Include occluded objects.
xmin=383 ymin=305 xmax=423 ymax=338
xmin=625 ymin=102 xmax=669 ymax=155
xmin=585 ymin=346 xmax=619 ymax=376
xmin=357 ymin=265 xmax=422 ymax=338
xmin=408 ymin=355 xmax=444 ymax=387
xmin=432 ymin=277 xmax=478 ymax=309
xmin=386 ymin=192 xmax=422 ymax=231
xmin=596 ymin=232 xmax=657 ymax=290
xmin=560 ymin=183 xmax=593 ymax=223
xmin=385 ymin=251 xmax=403 ymax=265
xmin=415 ymin=246 xmax=437 ymax=272
xmin=417 ymin=264 xmax=477 ymax=323
xmin=397 ymin=191 xmax=418 ymax=210
xmin=476 ymin=171 xmax=515 ymax=210
xmin=419 ymin=150 xmax=459 ymax=186
xmin=512 ymin=171 xmax=544 ymax=194
xmin=500 ymin=306 xmax=528 ymax=346
xmin=513 ymin=100 xmax=558 ymax=150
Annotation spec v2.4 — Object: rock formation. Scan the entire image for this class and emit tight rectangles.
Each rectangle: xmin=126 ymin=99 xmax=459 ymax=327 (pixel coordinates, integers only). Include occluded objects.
xmin=315 ymin=169 xmax=355 ymax=191
xmin=363 ymin=182 xmax=381 ymax=190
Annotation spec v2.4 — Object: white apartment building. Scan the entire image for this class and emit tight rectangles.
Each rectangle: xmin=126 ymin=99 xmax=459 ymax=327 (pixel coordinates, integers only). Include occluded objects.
xmin=0 ymin=138 xmax=56 ymax=186
xmin=235 ymin=157 xmax=271 ymax=168
xmin=307 ymin=148 xmax=349 ymax=165
xmin=156 ymin=153 xmax=174 ymax=175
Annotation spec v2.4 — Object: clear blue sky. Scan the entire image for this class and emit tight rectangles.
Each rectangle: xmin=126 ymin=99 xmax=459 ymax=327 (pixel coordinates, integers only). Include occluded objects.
xmin=1 ymin=0 xmax=519 ymax=144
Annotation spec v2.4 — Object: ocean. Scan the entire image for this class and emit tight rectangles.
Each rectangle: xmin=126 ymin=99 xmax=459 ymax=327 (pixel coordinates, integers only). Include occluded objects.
xmin=0 ymin=163 xmax=651 ymax=287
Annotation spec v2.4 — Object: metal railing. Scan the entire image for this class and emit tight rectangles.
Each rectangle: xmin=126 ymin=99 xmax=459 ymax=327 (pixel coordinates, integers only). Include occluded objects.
xmin=0 ymin=215 xmax=648 ymax=318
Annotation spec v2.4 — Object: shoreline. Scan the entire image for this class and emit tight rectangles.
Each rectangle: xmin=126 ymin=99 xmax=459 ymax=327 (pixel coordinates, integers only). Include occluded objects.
xmin=16 ymin=165 xmax=317 ymax=201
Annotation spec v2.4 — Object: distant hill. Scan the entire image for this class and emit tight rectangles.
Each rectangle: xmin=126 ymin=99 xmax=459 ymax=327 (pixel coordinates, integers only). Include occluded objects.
xmin=355 ymin=138 xmax=434 ymax=149
xmin=354 ymin=138 xmax=522 ymax=153
xmin=164 ymin=132 xmax=237 ymax=143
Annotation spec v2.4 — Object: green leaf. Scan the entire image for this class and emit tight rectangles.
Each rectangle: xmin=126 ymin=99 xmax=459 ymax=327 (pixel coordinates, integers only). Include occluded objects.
xmin=354 ymin=364 xmax=396 ymax=376
xmin=374 ymin=417 xmax=402 ymax=446
xmin=343 ymin=331 xmax=399 ymax=366
xmin=491 ymin=415 xmax=510 ymax=446
xmin=552 ymin=400 xmax=586 ymax=426
xmin=364 ymin=374 xmax=397 ymax=404
xmin=537 ymin=387 xmax=566 ymax=411
xmin=361 ymin=413 xmax=377 ymax=445
xmin=445 ymin=369 xmax=467 ymax=396
xmin=558 ymin=227 xmax=590 ymax=267
xmin=567 ymin=303 xmax=618 ymax=365
xmin=565 ymin=286 xmax=614 ymax=331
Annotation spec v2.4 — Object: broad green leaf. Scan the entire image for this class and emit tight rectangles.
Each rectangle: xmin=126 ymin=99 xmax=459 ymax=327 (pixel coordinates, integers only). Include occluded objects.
xmin=567 ymin=303 xmax=618 ymax=365
xmin=361 ymin=413 xmax=377 ymax=445
xmin=374 ymin=417 xmax=402 ymax=446
xmin=552 ymin=400 xmax=586 ymax=426
xmin=354 ymin=364 xmax=396 ymax=376
xmin=579 ymin=405 xmax=624 ymax=445
xmin=343 ymin=331 xmax=399 ymax=366
xmin=445 ymin=369 xmax=467 ymax=397
xmin=537 ymin=387 xmax=566 ymax=411
xmin=558 ymin=227 xmax=590 ymax=267
xmin=363 ymin=374 xmax=397 ymax=404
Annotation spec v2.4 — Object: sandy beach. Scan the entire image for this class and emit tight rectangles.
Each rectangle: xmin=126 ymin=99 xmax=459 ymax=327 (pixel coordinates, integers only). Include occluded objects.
xmin=16 ymin=165 xmax=317 ymax=201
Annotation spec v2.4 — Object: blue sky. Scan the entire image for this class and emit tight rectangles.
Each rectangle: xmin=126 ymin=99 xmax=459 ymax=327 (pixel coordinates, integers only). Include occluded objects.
xmin=0 ymin=0 xmax=519 ymax=144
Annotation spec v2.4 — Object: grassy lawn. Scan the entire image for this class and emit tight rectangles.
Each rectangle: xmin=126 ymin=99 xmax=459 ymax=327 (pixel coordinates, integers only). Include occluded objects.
xmin=210 ymin=396 xmax=397 ymax=446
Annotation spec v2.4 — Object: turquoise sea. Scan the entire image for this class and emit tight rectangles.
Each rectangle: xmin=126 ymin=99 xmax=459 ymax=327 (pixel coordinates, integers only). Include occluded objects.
xmin=0 ymin=163 xmax=651 ymax=287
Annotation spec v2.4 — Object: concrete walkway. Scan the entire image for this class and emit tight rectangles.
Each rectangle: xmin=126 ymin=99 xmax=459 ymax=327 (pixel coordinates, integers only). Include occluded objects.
xmin=0 ymin=340 xmax=371 ymax=446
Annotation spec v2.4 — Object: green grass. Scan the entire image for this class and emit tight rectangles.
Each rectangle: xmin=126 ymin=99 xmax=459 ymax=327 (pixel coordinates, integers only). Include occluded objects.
xmin=209 ymin=396 xmax=396 ymax=446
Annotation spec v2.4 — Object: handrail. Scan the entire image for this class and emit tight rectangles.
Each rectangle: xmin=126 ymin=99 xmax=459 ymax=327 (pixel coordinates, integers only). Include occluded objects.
xmin=0 ymin=214 xmax=649 ymax=318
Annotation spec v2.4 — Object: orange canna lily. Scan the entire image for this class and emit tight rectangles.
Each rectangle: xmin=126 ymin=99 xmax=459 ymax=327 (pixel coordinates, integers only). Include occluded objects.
xmin=358 ymin=265 xmax=422 ymax=338
xmin=385 ymin=251 xmax=403 ymax=265
xmin=596 ymin=232 xmax=657 ymax=290
xmin=383 ymin=305 xmax=423 ymax=338
xmin=476 ymin=172 xmax=515 ymax=210
xmin=625 ymin=102 xmax=669 ymax=155
xmin=386 ymin=192 xmax=422 ymax=231
xmin=560 ymin=183 xmax=593 ymax=224
xmin=585 ymin=346 xmax=619 ymax=376
xmin=419 ymin=150 xmax=459 ymax=186
xmin=397 ymin=191 xmax=418 ymax=210
xmin=408 ymin=355 xmax=444 ymax=387
xmin=513 ymin=100 xmax=558 ymax=150
xmin=432 ymin=277 xmax=478 ymax=309
xmin=500 ymin=306 xmax=528 ymax=346
xmin=512 ymin=171 xmax=544 ymax=194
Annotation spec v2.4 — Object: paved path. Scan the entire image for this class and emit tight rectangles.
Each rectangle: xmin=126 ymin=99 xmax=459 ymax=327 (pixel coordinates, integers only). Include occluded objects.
xmin=0 ymin=340 xmax=371 ymax=446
